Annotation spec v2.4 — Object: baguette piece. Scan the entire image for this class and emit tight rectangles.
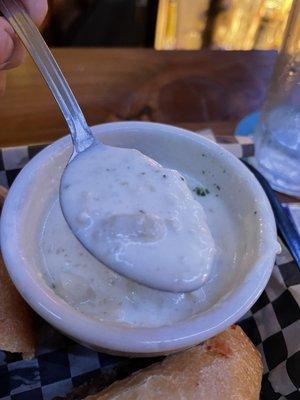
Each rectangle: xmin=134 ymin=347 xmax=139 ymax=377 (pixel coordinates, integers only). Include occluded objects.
xmin=0 ymin=254 xmax=35 ymax=358
xmin=85 ymin=325 xmax=262 ymax=400
xmin=0 ymin=187 xmax=35 ymax=358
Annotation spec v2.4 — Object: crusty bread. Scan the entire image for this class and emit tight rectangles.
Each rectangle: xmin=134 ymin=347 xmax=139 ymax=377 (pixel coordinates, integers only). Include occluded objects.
xmin=85 ymin=325 xmax=262 ymax=400
xmin=0 ymin=254 xmax=35 ymax=358
xmin=0 ymin=186 xmax=35 ymax=358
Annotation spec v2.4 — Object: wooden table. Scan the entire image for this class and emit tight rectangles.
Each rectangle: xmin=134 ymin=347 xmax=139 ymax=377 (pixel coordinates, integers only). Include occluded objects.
xmin=0 ymin=48 xmax=295 ymax=202
xmin=0 ymin=49 xmax=276 ymax=146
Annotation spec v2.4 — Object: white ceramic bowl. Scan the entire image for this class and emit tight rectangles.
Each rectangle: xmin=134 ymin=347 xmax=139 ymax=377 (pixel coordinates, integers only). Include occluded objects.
xmin=1 ymin=122 xmax=279 ymax=356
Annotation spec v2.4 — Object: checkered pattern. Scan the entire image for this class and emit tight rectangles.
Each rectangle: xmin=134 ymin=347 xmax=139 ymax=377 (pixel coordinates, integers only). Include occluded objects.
xmin=239 ymin=242 xmax=300 ymax=399
xmin=0 ymin=135 xmax=299 ymax=400
xmin=0 ymin=345 xmax=117 ymax=400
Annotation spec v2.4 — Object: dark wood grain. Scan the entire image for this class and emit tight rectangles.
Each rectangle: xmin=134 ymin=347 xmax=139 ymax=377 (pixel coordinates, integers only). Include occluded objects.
xmin=0 ymin=49 xmax=276 ymax=146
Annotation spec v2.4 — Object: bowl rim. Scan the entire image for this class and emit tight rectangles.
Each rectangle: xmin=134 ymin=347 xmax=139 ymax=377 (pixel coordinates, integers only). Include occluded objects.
xmin=0 ymin=121 xmax=278 ymax=354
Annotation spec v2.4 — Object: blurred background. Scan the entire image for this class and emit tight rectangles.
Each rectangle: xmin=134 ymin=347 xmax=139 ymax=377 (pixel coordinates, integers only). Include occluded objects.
xmin=41 ymin=0 xmax=293 ymax=50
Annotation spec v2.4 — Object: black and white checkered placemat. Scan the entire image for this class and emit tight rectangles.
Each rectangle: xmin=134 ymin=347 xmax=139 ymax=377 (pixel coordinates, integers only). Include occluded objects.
xmin=0 ymin=134 xmax=299 ymax=400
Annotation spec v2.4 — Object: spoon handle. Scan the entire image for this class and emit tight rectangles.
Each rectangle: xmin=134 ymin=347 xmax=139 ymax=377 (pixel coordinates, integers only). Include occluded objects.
xmin=0 ymin=0 xmax=95 ymax=154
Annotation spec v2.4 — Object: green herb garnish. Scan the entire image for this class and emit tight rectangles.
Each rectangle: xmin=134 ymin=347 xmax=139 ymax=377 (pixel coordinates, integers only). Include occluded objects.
xmin=193 ymin=186 xmax=209 ymax=196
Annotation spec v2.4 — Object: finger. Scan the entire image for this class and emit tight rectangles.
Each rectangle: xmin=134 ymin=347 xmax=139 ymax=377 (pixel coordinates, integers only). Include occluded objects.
xmin=22 ymin=0 xmax=48 ymax=26
xmin=0 ymin=17 xmax=24 ymax=69
xmin=0 ymin=1 xmax=48 ymax=71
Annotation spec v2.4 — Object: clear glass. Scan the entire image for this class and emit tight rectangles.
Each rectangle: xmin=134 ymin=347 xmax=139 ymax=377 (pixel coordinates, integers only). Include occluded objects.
xmin=254 ymin=0 xmax=300 ymax=197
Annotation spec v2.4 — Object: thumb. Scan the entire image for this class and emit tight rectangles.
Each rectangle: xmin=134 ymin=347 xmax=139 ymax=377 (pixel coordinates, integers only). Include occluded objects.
xmin=0 ymin=18 xmax=14 ymax=66
xmin=0 ymin=17 xmax=25 ymax=70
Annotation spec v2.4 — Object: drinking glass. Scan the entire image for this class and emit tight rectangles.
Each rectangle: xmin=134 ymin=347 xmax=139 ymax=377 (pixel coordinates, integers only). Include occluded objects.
xmin=254 ymin=0 xmax=300 ymax=197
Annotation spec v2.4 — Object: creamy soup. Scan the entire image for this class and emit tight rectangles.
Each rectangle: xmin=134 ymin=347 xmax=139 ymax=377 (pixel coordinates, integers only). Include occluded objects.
xmin=39 ymin=173 xmax=237 ymax=328
xmin=60 ymin=144 xmax=216 ymax=292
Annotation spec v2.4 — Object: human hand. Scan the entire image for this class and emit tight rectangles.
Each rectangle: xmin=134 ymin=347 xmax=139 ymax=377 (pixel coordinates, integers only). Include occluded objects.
xmin=0 ymin=0 xmax=48 ymax=93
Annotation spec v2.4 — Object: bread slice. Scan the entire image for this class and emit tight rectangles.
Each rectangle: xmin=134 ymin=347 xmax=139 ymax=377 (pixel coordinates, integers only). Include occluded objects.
xmin=0 ymin=187 xmax=35 ymax=358
xmin=85 ymin=325 xmax=262 ymax=400
xmin=0 ymin=254 xmax=35 ymax=358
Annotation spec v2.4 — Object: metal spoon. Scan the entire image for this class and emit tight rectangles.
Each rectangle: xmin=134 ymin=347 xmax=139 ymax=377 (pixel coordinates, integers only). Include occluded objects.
xmin=1 ymin=0 xmax=209 ymax=293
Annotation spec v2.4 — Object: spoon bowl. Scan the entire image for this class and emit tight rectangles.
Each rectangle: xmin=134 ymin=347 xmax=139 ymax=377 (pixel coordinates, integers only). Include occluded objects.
xmin=59 ymin=142 xmax=216 ymax=293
